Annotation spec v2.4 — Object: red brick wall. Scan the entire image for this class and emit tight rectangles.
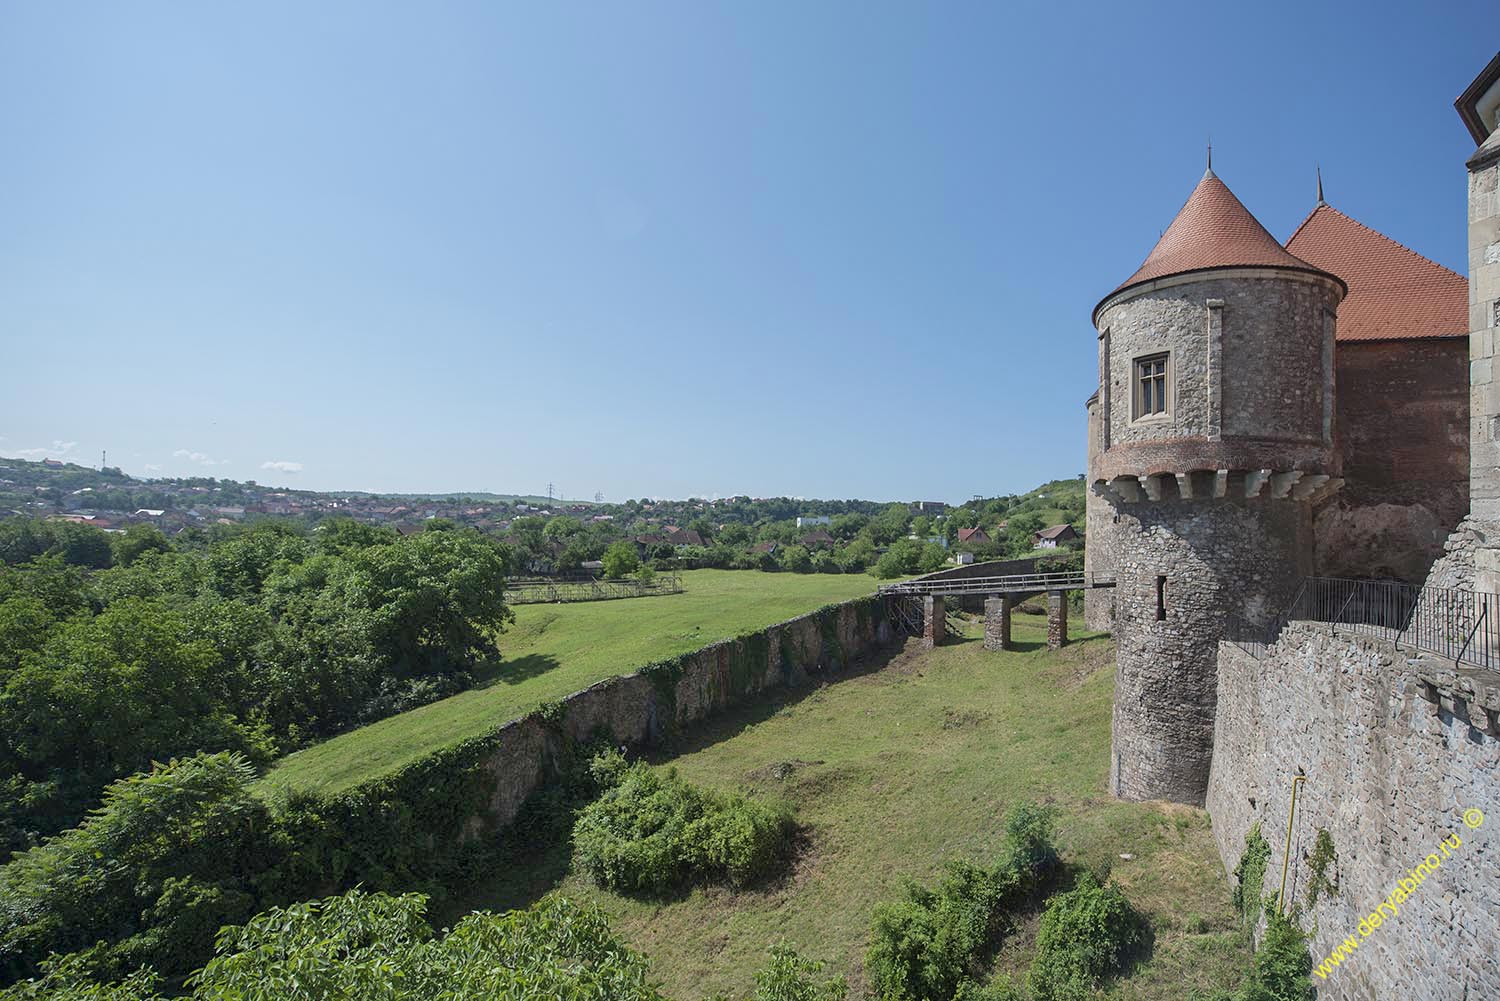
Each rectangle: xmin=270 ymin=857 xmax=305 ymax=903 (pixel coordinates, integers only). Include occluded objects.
xmin=1315 ymin=338 xmax=1469 ymax=582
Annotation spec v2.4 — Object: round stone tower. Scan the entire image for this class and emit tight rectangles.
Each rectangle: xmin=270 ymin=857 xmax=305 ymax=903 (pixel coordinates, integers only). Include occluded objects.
xmin=1091 ymin=163 xmax=1347 ymax=805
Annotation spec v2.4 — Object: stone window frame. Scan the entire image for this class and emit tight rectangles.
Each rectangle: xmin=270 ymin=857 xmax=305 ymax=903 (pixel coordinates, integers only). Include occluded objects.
xmin=1131 ymin=351 xmax=1173 ymax=424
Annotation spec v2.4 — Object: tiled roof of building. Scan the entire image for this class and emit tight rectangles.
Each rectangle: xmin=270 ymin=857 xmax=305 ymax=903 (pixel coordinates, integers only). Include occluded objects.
xmin=1035 ymin=524 xmax=1075 ymax=540
xmin=1100 ymin=169 xmax=1336 ymax=318
xmin=1284 ymin=204 xmax=1468 ymax=342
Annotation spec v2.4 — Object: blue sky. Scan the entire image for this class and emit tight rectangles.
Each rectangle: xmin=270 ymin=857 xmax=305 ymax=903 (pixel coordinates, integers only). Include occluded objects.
xmin=2 ymin=2 xmax=1492 ymax=502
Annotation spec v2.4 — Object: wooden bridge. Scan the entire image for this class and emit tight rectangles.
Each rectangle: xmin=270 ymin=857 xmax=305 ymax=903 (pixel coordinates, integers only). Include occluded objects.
xmin=878 ymin=571 xmax=1115 ymax=652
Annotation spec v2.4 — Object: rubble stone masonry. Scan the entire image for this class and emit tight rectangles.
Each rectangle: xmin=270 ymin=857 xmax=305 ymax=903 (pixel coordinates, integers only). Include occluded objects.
xmin=1207 ymin=624 xmax=1499 ymax=1000
xmin=1108 ymin=497 xmax=1313 ymax=804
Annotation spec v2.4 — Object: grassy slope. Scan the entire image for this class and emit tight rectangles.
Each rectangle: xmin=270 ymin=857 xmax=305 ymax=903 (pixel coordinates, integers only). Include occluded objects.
xmin=449 ymin=614 xmax=1250 ymax=1000
xmin=262 ymin=570 xmax=878 ymax=796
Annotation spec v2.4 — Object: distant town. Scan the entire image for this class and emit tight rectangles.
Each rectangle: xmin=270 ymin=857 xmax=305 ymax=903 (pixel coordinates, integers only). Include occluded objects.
xmin=0 ymin=455 xmax=1085 ymax=577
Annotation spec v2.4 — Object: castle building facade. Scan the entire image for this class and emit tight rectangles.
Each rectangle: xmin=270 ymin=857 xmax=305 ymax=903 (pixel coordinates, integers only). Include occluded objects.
xmin=1084 ymin=153 xmax=1473 ymax=804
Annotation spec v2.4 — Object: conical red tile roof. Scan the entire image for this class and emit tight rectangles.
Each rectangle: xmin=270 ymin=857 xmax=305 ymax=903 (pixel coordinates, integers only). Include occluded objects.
xmin=1097 ymin=170 xmax=1338 ymax=320
xmin=1285 ymin=204 xmax=1467 ymax=342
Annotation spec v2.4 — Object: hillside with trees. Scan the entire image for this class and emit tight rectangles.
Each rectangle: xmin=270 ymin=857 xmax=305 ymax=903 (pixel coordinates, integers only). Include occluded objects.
xmin=0 ymin=516 xmax=512 ymax=858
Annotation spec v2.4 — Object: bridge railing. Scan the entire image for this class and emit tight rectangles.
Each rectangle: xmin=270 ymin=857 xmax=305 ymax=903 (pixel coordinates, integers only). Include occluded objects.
xmin=878 ymin=571 xmax=1115 ymax=597
xmin=1230 ymin=576 xmax=1500 ymax=672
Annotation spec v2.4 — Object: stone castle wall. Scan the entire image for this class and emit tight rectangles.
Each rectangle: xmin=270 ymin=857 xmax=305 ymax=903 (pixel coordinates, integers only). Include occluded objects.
xmin=1315 ymin=338 xmax=1470 ymax=585
xmin=1206 ymin=624 xmax=1499 ymax=1000
xmin=462 ymin=595 xmax=898 ymax=836
xmin=1107 ymin=496 xmax=1313 ymax=804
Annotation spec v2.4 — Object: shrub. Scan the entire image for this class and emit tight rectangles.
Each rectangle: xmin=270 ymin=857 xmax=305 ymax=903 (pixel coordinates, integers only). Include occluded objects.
xmin=0 ymin=890 xmax=668 ymax=1001
xmin=746 ymin=944 xmax=847 ymax=1001
xmin=0 ymin=753 xmax=273 ymax=985
xmin=572 ymin=763 xmax=792 ymax=895
xmin=952 ymin=977 xmax=1025 ymax=1001
xmin=1027 ymin=872 xmax=1145 ymax=1001
xmin=1232 ymin=823 xmax=1272 ymax=929
xmin=1234 ymin=908 xmax=1314 ymax=1001
xmin=866 ymin=802 xmax=1057 ymax=1001
xmin=1306 ymin=829 xmax=1337 ymax=909
xmin=191 ymin=890 xmax=666 ymax=1000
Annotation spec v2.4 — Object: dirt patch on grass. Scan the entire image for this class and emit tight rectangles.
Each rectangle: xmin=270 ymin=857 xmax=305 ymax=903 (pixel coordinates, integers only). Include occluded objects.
xmin=747 ymin=758 xmax=826 ymax=783
xmin=942 ymin=706 xmax=992 ymax=729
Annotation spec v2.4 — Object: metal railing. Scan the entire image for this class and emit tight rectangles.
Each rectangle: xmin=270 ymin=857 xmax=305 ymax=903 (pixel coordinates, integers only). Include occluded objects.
xmin=506 ymin=574 xmax=684 ymax=604
xmin=1230 ymin=577 xmax=1500 ymax=671
xmin=878 ymin=571 xmax=1115 ymax=597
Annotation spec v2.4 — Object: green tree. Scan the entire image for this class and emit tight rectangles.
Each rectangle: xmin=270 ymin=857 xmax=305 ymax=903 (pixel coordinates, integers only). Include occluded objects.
xmin=47 ymin=524 xmax=112 ymax=570
xmin=327 ymin=530 xmax=512 ymax=678
xmin=602 ymin=541 xmax=641 ymax=579
xmin=543 ymin=515 xmax=584 ymax=540
xmin=918 ymin=543 xmax=948 ymax=573
xmin=110 ymin=525 xmax=170 ymax=568
xmin=778 ymin=545 xmax=813 ymax=574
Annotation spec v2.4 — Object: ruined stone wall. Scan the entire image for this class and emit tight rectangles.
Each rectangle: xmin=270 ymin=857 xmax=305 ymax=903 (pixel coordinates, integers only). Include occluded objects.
xmin=1206 ymin=625 xmax=1499 ymax=1000
xmin=463 ymin=595 xmax=897 ymax=835
xmin=1109 ymin=497 xmax=1312 ymax=805
xmin=1315 ymin=338 xmax=1469 ymax=584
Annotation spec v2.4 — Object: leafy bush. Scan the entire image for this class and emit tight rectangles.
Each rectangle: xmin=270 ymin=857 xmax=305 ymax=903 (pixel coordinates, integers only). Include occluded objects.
xmin=1236 ymin=909 xmax=1314 ymax=1001
xmin=952 ymin=977 xmax=1025 ymax=1001
xmin=0 ymin=753 xmax=275 ymax=985
xmin=866 ymin=802 xmax=1057 ymax=1001
xmin=1 ymin=890 xmax=668 ymax=1001
xmin=572 ymin=763 xmax=792 ymax=895
xmin=1232 ymin=823 xmax=1272 ymax=929
xmin=710 ymin=944 xmax=848 ymax=1001
xmin=1027 ymin=872 xmax=1145 ymax=1001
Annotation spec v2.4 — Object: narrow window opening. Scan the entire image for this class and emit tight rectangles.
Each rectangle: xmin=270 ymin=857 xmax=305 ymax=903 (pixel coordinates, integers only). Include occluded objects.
xmin=1134 ymin=353 xmax=1169 ymax=419
xmin=1155 ymin=575 xmax=1167 ymax=621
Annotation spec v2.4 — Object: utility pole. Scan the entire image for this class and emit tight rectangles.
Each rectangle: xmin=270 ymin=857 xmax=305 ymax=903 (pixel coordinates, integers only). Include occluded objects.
xmin=101 ymin=450 xmax=107 ymax=471
xmin=594 ymin=490 xmax=604 ymax=503
xmin=547 ymin=483 xmax=554 ymax=503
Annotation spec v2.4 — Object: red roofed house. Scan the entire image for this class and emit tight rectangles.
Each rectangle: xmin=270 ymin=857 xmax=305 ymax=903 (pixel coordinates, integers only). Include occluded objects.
xmin=1033 ymin=524 xmax=1078 ymax=549
xmin=956 ymin=527 xmax=991 ymax=546
xmin=798 ymin=529 xmax=835 ymax=549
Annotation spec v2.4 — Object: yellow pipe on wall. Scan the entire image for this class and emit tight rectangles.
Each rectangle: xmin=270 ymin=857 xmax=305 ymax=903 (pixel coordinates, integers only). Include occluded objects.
xmin=1279 ymin=774 xmax=1306 ymax=915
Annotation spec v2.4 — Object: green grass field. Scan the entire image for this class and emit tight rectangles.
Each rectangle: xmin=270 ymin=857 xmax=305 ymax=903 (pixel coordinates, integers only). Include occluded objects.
xmin=446 ymin=613 xmax=1251 ymax=1000
xmin=262 ymin=570 xmax=879 ymax=796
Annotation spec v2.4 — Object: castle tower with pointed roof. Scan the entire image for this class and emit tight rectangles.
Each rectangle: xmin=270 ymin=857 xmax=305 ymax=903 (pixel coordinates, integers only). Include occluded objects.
xmin=1088 ymin=163 xmax=1347 ymax=805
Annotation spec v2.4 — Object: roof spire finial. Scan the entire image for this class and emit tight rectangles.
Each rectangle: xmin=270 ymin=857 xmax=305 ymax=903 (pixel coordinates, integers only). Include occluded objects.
xmin=1205 ymin=139 xmax=1214 ymax=177
xmin=1316 ymin=164 xmax=1326 ymax=206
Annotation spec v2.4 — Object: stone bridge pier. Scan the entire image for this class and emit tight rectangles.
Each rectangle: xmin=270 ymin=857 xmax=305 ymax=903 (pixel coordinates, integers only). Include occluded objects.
xmin=983 ymin=595 xmax=1011 ymax=650
xmin=977 ymin=590 xmax=1069 ymax=651
xmin=921 ymin=595 xmax=945 ymax=649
